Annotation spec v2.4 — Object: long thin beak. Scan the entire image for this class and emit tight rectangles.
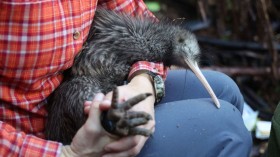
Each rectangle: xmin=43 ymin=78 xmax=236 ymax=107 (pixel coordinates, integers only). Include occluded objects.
xmin=185 ymin=59 xmax=221 ymax=108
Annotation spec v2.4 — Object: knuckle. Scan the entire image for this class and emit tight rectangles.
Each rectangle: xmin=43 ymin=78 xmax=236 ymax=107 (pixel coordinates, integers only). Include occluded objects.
xmin=91 ymin=101 xmax=101 ymax=107
xmin=150 ymin=120 xmax=155 ymax=127
xmin=84 ymin=123 xmax=101 ymax=134
xmin=131 ymin=138 xmax=138 ymax=147
xmin=129 ymin=147 xmax=140 ymax=156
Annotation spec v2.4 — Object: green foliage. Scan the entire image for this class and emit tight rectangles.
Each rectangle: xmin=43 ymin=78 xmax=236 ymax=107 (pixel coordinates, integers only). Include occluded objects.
xmin=145 ymin=1 xmax=161 ymax=12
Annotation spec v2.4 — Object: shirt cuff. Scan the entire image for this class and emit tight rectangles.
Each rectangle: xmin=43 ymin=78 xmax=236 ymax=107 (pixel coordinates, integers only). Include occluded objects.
xmin=20 ymin=135 xmax=62 ymax=157
xmin=128 ymin=61 xmax=167 ymax=80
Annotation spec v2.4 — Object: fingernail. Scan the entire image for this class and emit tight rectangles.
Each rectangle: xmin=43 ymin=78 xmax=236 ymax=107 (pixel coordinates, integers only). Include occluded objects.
xmin=84 ymin=101 xmax=92 ymax=106
xmin=84 ymin=106 xmax=90 ymax=112
xmin=94 ymin=93 xmax=104 ymax=101
xmin=102 ymin=99 xmax=112 ymax=105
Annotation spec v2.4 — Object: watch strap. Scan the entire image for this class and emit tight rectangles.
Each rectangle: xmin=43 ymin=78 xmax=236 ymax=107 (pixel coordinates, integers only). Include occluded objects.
xmin=148 ymin=71 xmax=165 ymax=103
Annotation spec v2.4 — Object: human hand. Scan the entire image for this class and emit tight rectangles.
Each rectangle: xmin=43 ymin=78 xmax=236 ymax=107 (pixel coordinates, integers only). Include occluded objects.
xmin=61 ymin=93 xmax=117 ymax=157
xmin=101 ymin=74 xmax=156 ymax=157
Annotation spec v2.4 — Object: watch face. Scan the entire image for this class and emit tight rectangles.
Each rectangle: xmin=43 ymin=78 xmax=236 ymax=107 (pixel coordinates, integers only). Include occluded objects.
xmin=153 ymin=75 xmax=165 ymax=103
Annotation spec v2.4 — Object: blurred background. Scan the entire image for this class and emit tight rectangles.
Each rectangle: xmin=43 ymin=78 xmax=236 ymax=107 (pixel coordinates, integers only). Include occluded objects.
xmin=144 ymin=0 xmax=280 ymax=156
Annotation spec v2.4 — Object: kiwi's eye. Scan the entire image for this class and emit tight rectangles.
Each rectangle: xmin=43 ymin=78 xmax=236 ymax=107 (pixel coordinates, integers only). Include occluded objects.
xmin=178 ymin=38 xmax=184 ymax=43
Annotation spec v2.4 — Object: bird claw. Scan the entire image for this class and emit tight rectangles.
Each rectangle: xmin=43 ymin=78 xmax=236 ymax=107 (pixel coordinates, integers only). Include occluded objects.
xmin=101 ymin=88 xmax=153 ymax=137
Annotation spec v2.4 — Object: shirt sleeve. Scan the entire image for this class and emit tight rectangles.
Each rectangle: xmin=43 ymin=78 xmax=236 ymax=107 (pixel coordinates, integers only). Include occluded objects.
xmin=0 ymin=1 xmax=93 ymax=156
xmin=98 ymin=0 xmax=156 ymax=18
xmin=0 ymin=122 xmax=62 ymax=157
xmin=97 ymin=0 xmax=167 ymax=79
xmin=128 ymin=61 xmax=167 ymax=80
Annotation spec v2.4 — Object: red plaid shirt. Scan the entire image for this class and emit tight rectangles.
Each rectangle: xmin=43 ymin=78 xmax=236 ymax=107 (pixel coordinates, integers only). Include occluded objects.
xmin=0 ymin=0 xmax=166 ymax=156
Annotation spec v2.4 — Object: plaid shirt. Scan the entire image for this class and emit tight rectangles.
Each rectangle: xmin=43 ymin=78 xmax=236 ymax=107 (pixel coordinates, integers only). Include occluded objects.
xmin=0 ymin=0 xmax=166 ymax=156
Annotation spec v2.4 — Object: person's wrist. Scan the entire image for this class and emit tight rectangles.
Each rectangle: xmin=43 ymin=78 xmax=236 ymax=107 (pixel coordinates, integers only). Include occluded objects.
xmin=129 ymin=72 xmax=155 ymax=102
xmin=129 ymin=69 xmax=165 ymax=103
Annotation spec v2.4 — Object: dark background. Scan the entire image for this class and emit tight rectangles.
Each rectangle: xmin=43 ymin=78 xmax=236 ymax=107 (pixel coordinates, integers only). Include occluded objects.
xmin=144 ymin=0 xmax=280 ymax=156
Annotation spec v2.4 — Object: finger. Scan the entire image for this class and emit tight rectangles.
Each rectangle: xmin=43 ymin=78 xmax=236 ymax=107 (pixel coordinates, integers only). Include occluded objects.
xmin=87 ymin=93 xmax=105 ymax=122
xmin=103 ymin=91 xmax=113 ymax=109
xmin=99 ymin=99 xmax=112 ymax=111
xmin=104 ymin=136 xmax=140 ymax=152
xmin=84 ymin=101 xmax=92 ymax=114
xmin=84 ymin=92 xmax=110 ymax=113
xmin=83 ymin=93 xmax=105 ymax=134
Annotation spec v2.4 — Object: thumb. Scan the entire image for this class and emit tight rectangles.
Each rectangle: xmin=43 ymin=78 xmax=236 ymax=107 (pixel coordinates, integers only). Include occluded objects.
xmin=87 ymin=93 xmax=105 ymax=124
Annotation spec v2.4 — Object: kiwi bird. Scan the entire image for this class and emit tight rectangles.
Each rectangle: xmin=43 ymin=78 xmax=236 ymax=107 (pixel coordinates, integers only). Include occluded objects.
xmin=45 ymin=8 xmax=220 ymax=145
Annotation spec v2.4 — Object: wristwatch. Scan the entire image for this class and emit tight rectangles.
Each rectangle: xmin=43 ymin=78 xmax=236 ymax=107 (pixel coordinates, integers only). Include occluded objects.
xmin=129 ymin=70 xmax=165 ymax=103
